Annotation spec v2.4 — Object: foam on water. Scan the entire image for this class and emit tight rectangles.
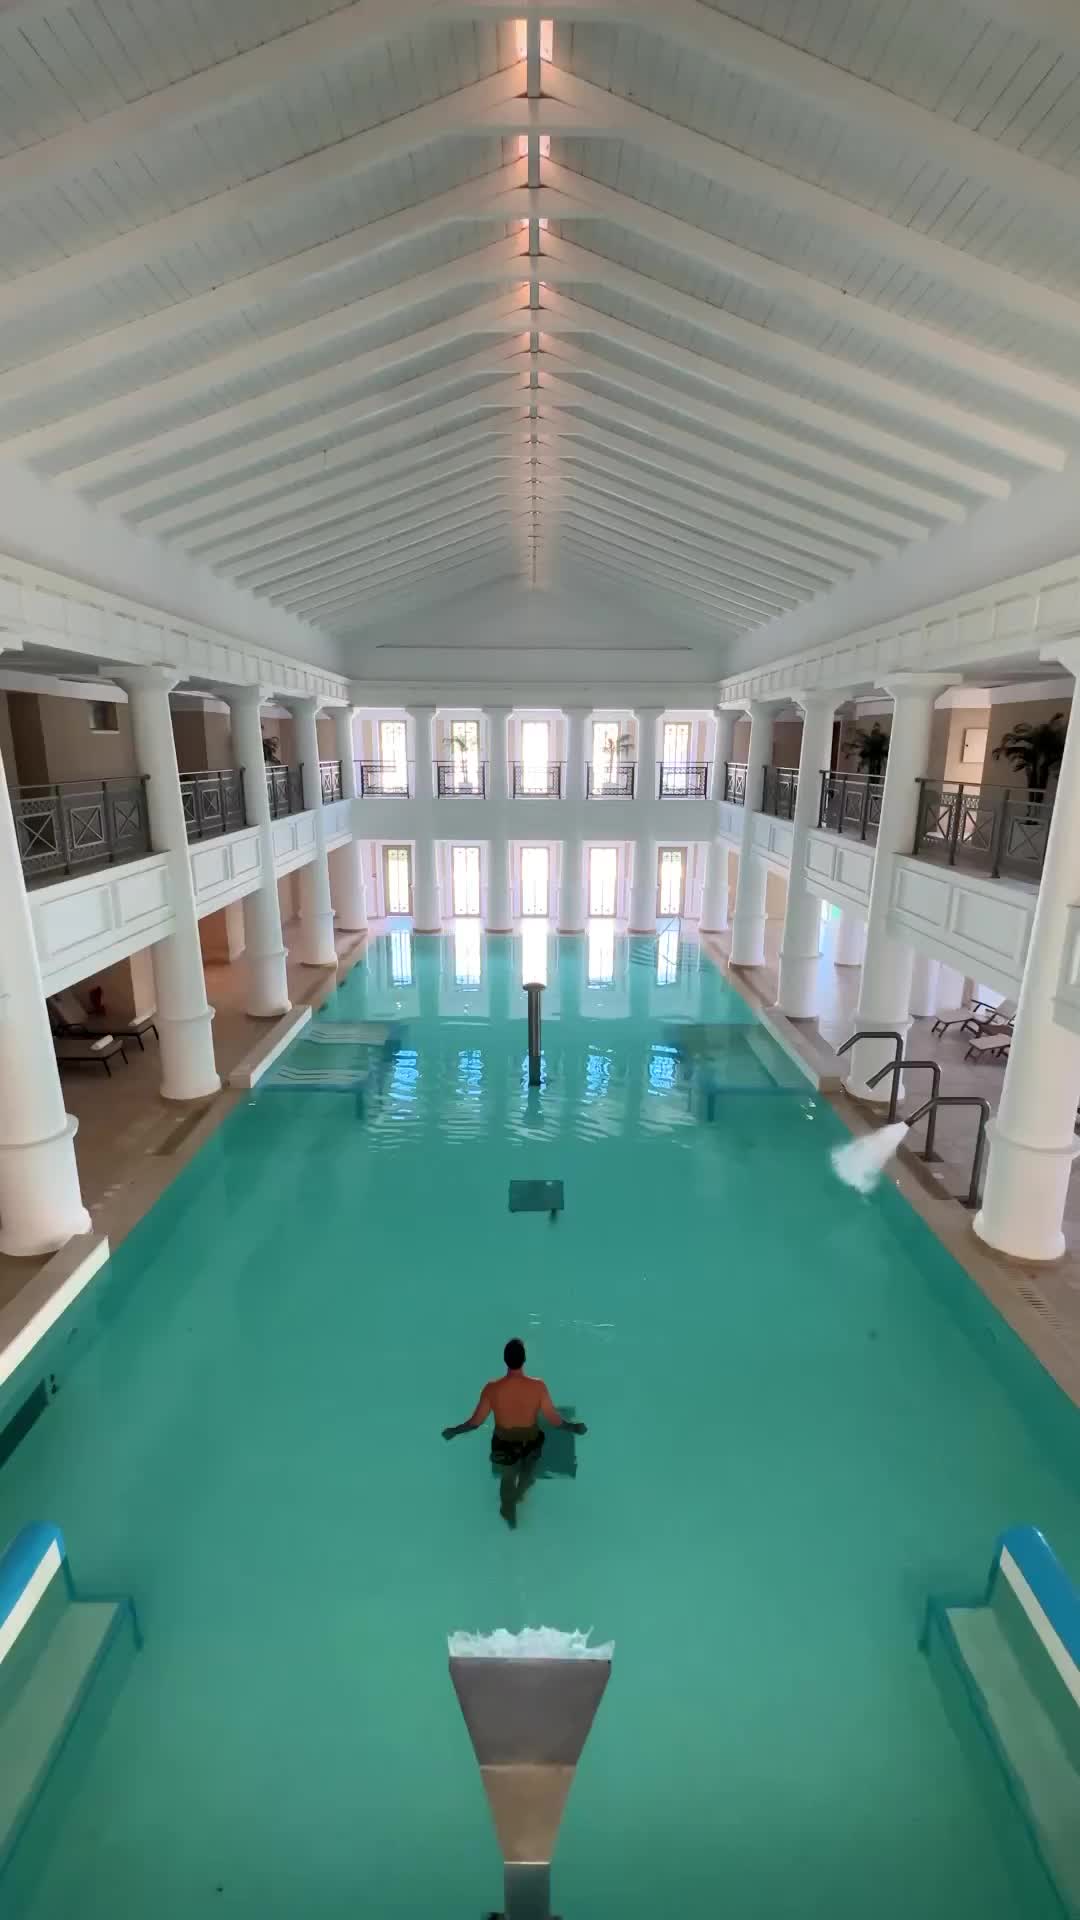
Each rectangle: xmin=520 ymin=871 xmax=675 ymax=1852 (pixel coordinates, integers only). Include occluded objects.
xmin=831 ymin=1122 xmax=909 ymax=1194
xmin=448 ymin=1627 xmax=614 ymax=1659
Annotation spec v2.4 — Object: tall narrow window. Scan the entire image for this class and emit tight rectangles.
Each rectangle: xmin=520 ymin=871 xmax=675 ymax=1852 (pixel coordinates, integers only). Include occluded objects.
xmin=520 ymin=720 xmax=550 ymax=793
xmin=663 ymin=722 xmax=690 ymax=768
xmin=385 ymin=845 xmax=411 ymax=915
xmin=589 ymin=847 xmax=618 ymax=918
xmin=451 ymin=845 xmax=481 ymax=917
xmin=447 ymin=718 xmax=480 ymax=791
xmin=379 ymin=720 xmax=408 ymax=793
xmin=658 ymin=848 xmax=685 ymax=917
xmin=592 ymin=721 xmax=620 ymax=792
xmin=521 ymin=846 xmax=550 ymax=917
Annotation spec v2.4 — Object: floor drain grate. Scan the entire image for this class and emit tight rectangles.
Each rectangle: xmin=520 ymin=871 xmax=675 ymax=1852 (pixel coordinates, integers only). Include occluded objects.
xmin=509 ymin=1179 xmax=564 ymax=1214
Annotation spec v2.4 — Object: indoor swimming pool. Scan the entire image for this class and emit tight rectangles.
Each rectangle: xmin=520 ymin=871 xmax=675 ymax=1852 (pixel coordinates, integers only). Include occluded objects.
xmin=3 ymin=926 xmax=1080 ymax=1918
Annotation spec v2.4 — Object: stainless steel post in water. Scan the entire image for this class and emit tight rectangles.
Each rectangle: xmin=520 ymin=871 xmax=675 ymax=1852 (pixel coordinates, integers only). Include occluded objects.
xmin=449 ymin=1640 xmax=612 ymax=1920
xmin=525 ymin=981 xmax=543 ymax=1087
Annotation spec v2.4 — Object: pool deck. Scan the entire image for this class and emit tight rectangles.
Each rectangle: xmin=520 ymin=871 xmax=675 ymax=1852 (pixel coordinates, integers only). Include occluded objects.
xmin=704 ymin=918 xmax=1080 ymax=1412
xmin=0 ymin=921 xmax=368 ymax=1328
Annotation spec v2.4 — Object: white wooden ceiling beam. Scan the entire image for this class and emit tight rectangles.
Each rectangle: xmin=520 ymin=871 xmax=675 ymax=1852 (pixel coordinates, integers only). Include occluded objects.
xmin=556 ymin=530 xmax=746 ymax=623
xmin=551 ymin=470 xmax=822 ymax=595
xmin=543 ymin=161 xmax=1080 ymax=427
xmin=533 ymin=423 xmax=865 ymax=571
xmin=542 ymin=65 xmax=1080 ymax=341
xmin=322 ymin=544 xmax=518 ymax=627
xmin=555 ymin=502 xmax=794 ymax=619
xmin=0 ymin=63 xmax=528 ymax=330
xmin=0 ymin=163 xmax=532 ymax=413
xmin=262 ymin=490 xmax=515 ymax=601
xmin=193 ymin=429 xmax=539 ymax=566
xmin=117 ymin=359 xmax=533 ymax=523
xmin=50 ymin=293 xmax=533 ymax=491
xmin=536 ymin=376 xmax=924 ymax=545
xmin=548 ymin=451 xmax=843 ymax=587
xmin=554 ymin=548 xmax=730 ymax=635
xmin=538 ymin=334 xmax=972 ymax=521
xmin=18 ymin=240 xmax=532 ymax=468
xmin=286 ymin=517 xmax=529 ymax=614
xmin=152 ymin=396 xmax=533 ymax=540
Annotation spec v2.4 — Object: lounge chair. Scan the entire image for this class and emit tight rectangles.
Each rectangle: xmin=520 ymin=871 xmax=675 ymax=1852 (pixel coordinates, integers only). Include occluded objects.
xmin=965 ymin=1030 xmax=1012 ymax=1063
xmin=961 ymin=997 xmax=1016 ymax=1037
xmin=48 ymin=990 xmax=158 ymax=1051
xmin=931 ymin=1000 xmax=995 ymax=1036
xmin=53 ymin=1033 xmax=126 ymax=1076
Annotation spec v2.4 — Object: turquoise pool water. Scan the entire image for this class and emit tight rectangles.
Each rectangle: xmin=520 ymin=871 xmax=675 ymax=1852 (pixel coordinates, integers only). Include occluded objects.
xmin=3 ymin=925 xmax=1080 ymax=1918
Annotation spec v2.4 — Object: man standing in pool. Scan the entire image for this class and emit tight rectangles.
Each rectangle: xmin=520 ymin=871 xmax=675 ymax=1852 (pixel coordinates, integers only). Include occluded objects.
xmin=443 ymin=1338 xmax=587 ymax=1528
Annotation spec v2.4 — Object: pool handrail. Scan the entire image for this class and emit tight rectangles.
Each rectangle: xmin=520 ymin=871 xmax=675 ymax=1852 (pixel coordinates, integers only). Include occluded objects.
xmin=0 ymin=1524 xmax=65 ymax=1664
xmin=990 ymin=1525 xmax=1080 ymax=1707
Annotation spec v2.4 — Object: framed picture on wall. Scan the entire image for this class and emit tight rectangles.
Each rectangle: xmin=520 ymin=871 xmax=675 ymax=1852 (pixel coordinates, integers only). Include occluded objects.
xmin=961 ymin=726 xmax=988 ymax=765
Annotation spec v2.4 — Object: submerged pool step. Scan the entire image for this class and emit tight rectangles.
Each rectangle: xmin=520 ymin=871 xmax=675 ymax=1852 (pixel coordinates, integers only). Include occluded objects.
xmin=0 ymin=1597 xmax=122 ymax=1868
xmin=946 ymin=1602 xmax=1080 ymax=1913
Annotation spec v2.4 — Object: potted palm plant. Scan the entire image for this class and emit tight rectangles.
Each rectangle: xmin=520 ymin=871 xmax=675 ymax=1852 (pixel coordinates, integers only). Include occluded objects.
xmin=991 ymin=712 xmax=1067 ymax=794
xmin=844 ymin=721 xmax=889 ymax=777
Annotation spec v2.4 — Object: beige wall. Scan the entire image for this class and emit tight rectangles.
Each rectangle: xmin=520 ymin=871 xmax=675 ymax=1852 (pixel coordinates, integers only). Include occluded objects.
xmin=67 ymin=948 xmax=157 ymax=1023
xmin=770 ymin=719 xmax=803 ymax=768
xmin=262 ymin=716 xmax=297 ymax=766
xmin=34 ymin=693 xmax=139 ymax=782
xmin=199 ymin=902 xmax=246 ymax=963
xmin=0 ymin=691 xmax=16 ymax=789
xmin=7 ymin=691 xmax=49 ymax=784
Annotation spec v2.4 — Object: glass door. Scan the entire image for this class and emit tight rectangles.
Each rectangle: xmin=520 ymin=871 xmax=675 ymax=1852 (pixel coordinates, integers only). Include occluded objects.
xmin=451 ymin=844 xmax=481 ymax=916
xmin=658 ymin=848 xmax=685 ymax=917
xmin=589 ymin=846 xmax=618 ymax=918
xmin=379 ymin=720 xmax=408 ymax=793
xmin=449 ymin=719 xmax=481 ymax=792
xmin=521 ymin=846 xmax=550 ymax=917
xmin=384 ymin=845 xmax=412 ymax=915
xmin=592 ymin=721 xmax=620 ymax=794
xmin=520 ymin=720 xmax=550 ymax=794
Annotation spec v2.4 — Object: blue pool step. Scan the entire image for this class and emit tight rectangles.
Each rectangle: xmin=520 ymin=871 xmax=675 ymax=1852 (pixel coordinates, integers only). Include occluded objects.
xmin=0 ymin=1525 xmax=139 ymax=1892
xmin=925 ymin=1527 xmax=1080 ymax=1919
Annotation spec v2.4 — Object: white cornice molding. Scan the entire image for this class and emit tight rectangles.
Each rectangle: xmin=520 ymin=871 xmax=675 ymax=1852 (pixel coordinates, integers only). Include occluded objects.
xmin=717 ymin=556 xmax=1080 ymax=705
xmin=0 ymin=551 xmax=348 ymax=703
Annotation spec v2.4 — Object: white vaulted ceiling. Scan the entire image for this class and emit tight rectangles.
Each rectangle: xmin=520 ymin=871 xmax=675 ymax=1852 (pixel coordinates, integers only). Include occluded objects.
xmin=3 ymin=0 xmax=1080 ymax=668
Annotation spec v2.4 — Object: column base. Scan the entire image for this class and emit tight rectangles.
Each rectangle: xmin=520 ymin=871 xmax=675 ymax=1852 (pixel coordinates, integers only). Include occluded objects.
xmin=700 ymin=914 xmax=730 ymax=935
xmin=246 ymin=948 xmax=292 ymax=1019
xmin=730 ymin=914 xmax=766 ymax=967
xmin=413 ymin=922 xmax=443 ymax=935
xmin=298 ymin=911 xmax=338 ymax=968
xmin=485 ymin=924 xmax=513 ymax=934
xmin=973 ymin=1123 xmax=1080 ymax=1262
xmin=0 ymin=1116 xmax=91 ymax=1256
xmin=777 ymin=948 xmax=821 ymax=1019
xmin=159 ymin=1006 xmax=221 ymax=1101
xmin=843 ymin=1018 xmax=912 ymax=1103
xmin=557 ymin=923 xmax=585 ymax=936
xmin=628 ymin=922 xmax=656 ymax=934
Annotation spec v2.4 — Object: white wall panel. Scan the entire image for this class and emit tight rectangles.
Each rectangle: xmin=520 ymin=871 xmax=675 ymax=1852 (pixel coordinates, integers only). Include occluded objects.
xmin=887 ymin=854 xmax=1035 ymax=993
xmin=190 ymin=827 xmax=263 ymax=916
xmin=30 ymin=854 xmax=175 ymax=992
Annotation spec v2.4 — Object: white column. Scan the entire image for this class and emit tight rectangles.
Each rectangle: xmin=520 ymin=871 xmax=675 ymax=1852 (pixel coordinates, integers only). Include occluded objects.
xmin=559 ymin=837 xmax=585 ymax=932
xmin=563 ymin=705 xmax=589 ymax=805
xmin=486 ymin=839 xmax=512 ymax=931
xmin=700 ymin=842 xmax=730 ymax=933
xmin=330 ymin=705 xmax=367 ymax=932
xmin=845 ymin=674 xmax=951 ymax=1100
xmin=730 ymin=701 xmax=773 ymax=966
xmin=121 ymin=666 xmax=220 ymax=1100
xmin=628 ymin=837 xmax=657 ymax=932
xmin=0 ymin=747 xmax=92 ymax=1255
xmin=777 ymin=691 xmax=836 ymax=1017
xmin=976 ymin=659 xmax=1080 ymax=1261
xmin=711 ymin=707 xmax=737 ymax=807
xmin=487 ymin=706 xmax=511 ymax=805
xmin=228 ymin=685 xmax=291 ymax=1016
xmin=484 ymin=706 xmax=512 ymax=934
xmin=834 ymin=910 xmax=867 ymax=967
xmin=635 ymin=705 xmax=663 ymax=804
xmin=408 ymin=705 xmax=441 ymax=932
xmin=908 ymin=951 xmax=940 ymax=1019
xmin=289 ymin=696 xmax=337 ymax=966
xmin=936 ymin=963 xmax=964 ymax=1009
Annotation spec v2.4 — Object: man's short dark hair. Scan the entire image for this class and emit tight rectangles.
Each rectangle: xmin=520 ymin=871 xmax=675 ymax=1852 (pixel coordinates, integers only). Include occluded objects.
xmin=504 ymin=1338 xmax=526 ymax=1370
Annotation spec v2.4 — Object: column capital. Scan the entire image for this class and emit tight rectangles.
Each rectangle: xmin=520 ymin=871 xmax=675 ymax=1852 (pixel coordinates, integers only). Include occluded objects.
xmin=633 ymin=703 xmax=665 ymax=717
xmin=880 ymin=671 xmax=953 ymax=700
xmin=284 ymin=692 xmax=327 ymax=717
xmin=1041 ymin=635 xmax=1080 ymax=675
xmin=224 ymin=681 xmax=274 ymax=709
xmin=405 ymin=702 xmax=437 ymax=718
xmin=484 ymin=703 xmax=513 ymax=717
xmin=116 ymin=662 xmax=183 ymax=695
xmin=789 ymin=688 xmax=839 ymax=716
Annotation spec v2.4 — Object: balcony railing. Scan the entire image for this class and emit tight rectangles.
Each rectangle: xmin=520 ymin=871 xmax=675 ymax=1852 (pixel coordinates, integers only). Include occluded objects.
xmin=15 ymin=776 xmax=151 ymax=882
xmin=266 ymin=763 xmax=305 ymax=819
xmin=319 ymin=758 xmax=343 ymax=804
xmin=818 ymin=770 xmax=885 ymax=841
xmin=659 ymin=762 xmax=709 ymax=798
xmin=913 ymin=779 xmax=1054 ymax=881
xmin=436 ymin=761 xmax=487 ymax=796
xmin=356 ymin=760 xmax=409 ymax=797
xmin=723 ymin=762 xmax=747 ymax=806
xmin=587 ymin=763 xmax=635 ymax=798
xmin=180 ymin=768 xmax=246 ymax=842
xmin=761 ymin=766 xmax=798 ymax=819
xmin=513 ymin=761 xmax=563 ymax=797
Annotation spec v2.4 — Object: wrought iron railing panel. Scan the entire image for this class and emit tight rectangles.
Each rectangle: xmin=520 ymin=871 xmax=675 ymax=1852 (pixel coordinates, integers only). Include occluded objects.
xmin=319 ymin=758 xmax=343 ymax=804
xmin=659 ymin=762 xmax=709 ymax=798
xmin=356 ymin=760 xmax=409 ymax=797
xmin=512 ymin=761 xmax=563 ymax=797
xmin=913 ymin=779 xmax=1053 ymax=880
xmin=817 ymin=770 xmax=885 ymax=841
xmin=15 ymin=777 xmax=151 ymax=880
xmin=436 ymin=761 xmax=487 ymax=797
xmin=266 ymin=764 xmax=305 ymax=819
xmin=180 ymin=768 xmax=246 ymax=841
xmin=723 ymin=762 xmax=747 ymax=806
xmin=586 ymin=763 xmax=636 ymax=798
xmin=761 ymin=767 xmax=798 ymax=818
